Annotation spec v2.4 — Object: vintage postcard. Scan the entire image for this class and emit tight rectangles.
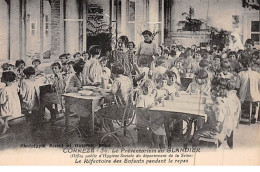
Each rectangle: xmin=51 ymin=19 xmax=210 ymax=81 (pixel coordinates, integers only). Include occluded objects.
xmin=0 ymin=0 xmax=259 ymax=166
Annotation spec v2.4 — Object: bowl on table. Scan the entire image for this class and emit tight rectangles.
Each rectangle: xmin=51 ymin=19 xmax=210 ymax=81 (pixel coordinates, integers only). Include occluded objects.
xmin=78 ymin=90 xmax=93 ymax=96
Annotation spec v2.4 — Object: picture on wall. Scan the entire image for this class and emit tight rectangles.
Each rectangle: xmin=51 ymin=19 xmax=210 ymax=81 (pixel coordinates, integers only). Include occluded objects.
xmin=232 ymin=15 xmax=239 ymax=28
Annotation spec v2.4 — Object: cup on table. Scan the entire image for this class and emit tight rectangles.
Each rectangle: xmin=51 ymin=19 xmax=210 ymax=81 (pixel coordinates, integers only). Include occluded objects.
xmin=201 ymin=97 xmax=206 ymax=104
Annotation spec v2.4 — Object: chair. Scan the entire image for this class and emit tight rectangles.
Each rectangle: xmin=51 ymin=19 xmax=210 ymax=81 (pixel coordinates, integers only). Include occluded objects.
xmin=99 ymin=91 xmax=136 ymax=147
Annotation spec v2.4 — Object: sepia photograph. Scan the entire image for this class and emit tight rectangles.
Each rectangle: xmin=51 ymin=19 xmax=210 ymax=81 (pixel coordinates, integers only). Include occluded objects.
xmin=0 ymin=0 xmax=259 ymax=166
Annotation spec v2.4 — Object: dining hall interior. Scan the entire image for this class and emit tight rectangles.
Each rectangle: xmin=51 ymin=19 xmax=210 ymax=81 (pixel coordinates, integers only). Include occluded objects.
xmin=0 ymin=0 xmax=259 ymax=150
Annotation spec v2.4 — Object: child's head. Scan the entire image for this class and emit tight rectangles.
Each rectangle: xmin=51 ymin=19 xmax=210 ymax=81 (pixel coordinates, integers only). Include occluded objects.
xmin=184 ymin=48 xmax=192 ymax=58
xmin=210 ymin=85 xmax=227 ymax=102
xmin=82 ymin=51 xmax=89 ymax=61
xmin=99 ymin=56 xmax=108 ymax=67
xmin=213 ymin=55 xmax=221 ymax=65
xmin=175 ymin=60 xmax=183 ymax=69
xmin=194 ymin=69 xmax=208 ymax=85
xmin=73 ymin=52 xmax=81 ymax=60
xmin=199 ymin=59 xmax=209 ymax=69
xmin=15 ymin=60 xmax=25 ymax=69
xmin=227 ymin=51 xmax=237 ymax=61
xmin=194 ymin=51 xmax=202 ymax=62
xmin=165 ymin=70 xmax=177 ymax=86
xmin=112 ymin=63 xmax=125 ymax=75
xmin=32 ymin=59 xmax=41 ymax=68
xmin=1 ymin=71 xmax=16 ymax=84
xmin=66 ymin=61 xmax=75 ymax=74
xmin=155 ymin=73 xmax=167 ymax=89
xmin=220 ymin=60 xmax=231 ymax=72
xmin=155 ymin=56 xmax=167 ymax=67
xmin=226 ymin=79 xmax=236 ymax=91
xmin=89 ymin=45 xmax=102 ymax=58
xmin=169 ymin=50 xmax=176 ymax=58
xmin=139 ymin=58 xmax=148 ymax=68
xmin=23 ymin=66 xmax=36 ymax=79
xmin=252 ymin=50 xmax=260 ymax=65
xmin=127 ymin=42 xmax=135 ymax=50
xmin=142 ymin=30 xmax=153 ymax=42
xmin=59 ymin=53 xmax=68 ymax=63
xmin=66 ymin=53 xmax=71 ymax=59
xmin=73 ymin=60 xmax=85 ymax=74
xmin=117 ymin=35 xmax=129 ymax=50
xmin=141 ymin=79 xmax=154 ymax=95
xmin=1 ymin=63 xmax=10 ymax=71
xmin=245 ymin=39 xmax=254 ymax=50
xmin=51 ymin=62 xmax=61 ymax=74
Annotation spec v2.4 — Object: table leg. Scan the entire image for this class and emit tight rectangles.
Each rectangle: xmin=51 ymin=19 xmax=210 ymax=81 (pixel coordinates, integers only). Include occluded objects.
xmin=64 ymin=99 xmax=70 ymax=139
xmin=91 ymin=100 xmax=95 ymax=135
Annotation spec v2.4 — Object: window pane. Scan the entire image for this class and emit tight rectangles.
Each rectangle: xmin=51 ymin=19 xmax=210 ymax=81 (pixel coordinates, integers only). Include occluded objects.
xmin=251 ymin=34 xmax=260 ymax=42
xmin=129 ymin=0 xmax=135 ymax=21
xmin=251 ymin=21 xmax=260 ymax=32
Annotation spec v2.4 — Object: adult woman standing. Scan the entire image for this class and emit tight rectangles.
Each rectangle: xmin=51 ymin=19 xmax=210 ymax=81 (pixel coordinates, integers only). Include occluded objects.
xmin=107 ymin=36 xmax=132 ymax=76
xmin=228 ymin=32 xmax=244 ymax=52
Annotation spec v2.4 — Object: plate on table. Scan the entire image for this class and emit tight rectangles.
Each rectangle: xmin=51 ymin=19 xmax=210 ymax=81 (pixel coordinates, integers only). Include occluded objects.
xmin=82 ymin=86 xmax=98 ymax=91
xmin=78 ymin=90 xmax=93 ymax=96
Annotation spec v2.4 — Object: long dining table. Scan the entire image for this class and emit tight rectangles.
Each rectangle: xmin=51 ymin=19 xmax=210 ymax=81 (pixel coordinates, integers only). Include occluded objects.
xmin=149 ymin=92 xmax=213 ymax=147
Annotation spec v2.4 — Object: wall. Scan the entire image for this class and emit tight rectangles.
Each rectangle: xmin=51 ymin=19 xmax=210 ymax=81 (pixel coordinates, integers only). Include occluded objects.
xmin=10 ymin=0 xmax=20 ymax=61
xmin=170 ymin=0 xmax=259 ymax=46
xmin=0 ymin=0 xmax=9 ymax=62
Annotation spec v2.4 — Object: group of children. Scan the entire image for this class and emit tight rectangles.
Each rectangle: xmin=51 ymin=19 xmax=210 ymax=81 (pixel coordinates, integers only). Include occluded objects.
xmin=0 ymin=29 xmax=259 ymax=149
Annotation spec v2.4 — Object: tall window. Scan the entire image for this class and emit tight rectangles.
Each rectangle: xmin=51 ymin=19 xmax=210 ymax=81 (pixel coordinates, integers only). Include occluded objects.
xmin=0 ymin=0 xmax=9 ymax=61
xmin=251 ymin=21 xmax=260 ymax=45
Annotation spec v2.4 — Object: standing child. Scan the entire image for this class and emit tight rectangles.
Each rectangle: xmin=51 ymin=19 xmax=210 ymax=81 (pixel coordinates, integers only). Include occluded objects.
xmin=0 ymin=71 xmax=21 ymax=134
xmin=32 ymin=59 xmax=43 ymax=76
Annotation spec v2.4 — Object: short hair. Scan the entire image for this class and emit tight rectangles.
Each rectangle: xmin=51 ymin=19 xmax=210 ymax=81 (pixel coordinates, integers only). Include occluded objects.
xmin=51 ymin=62 xmax=61 ymax=69
xmin=213 ymin=55 xmax=221 ymax=60
xmin=23 ymin=66 xmax=36 ymax=78
xmin=59 ymin=53 xmax=67 ymax=59
xmin=141 ymin=79 xmax=154 ymax=95
xmin=195 ymin=69 xmax=208 ymax=79
xmin=127 ymin=42 xmax=135 ymax=48
xmin=169 ymin=50 xmax=176 ymax=57
xmin=142 ymin=30 xmax=152 ymax=36
xmin=1 ymin=71 xmax=16 ymax=83
xmin=238 ymin=59 xmax=249 ymax=69
xmin=73 ymin=60 xmax=85 ymax=74
xmin=220 ymin=60 xmax=231 ymax=69
xmin=118 ymin=35 xmax=129 ymax=46
xmin=32 ymin=59 xmax=41 ymax=65
xmin=1 ymin=63 xmax=10 ymax=71
xmin=73 ymin=52 xmax=81 ymax=58
xmin=210 ymin=85 xmax=227 ymax=98
xmin=228 ymin=51 xmax=237 ymax=59
xmin=66 ymin=60 xmax=75 ymax=66
xmin=111 ymin=63 xmax=124 ymax=75
xmin=156 ymin=56 xmax=166 ymax=66
xmin=163 ymin=49 xmax=170 ymax=55
xmin=89 ymin=45 xmax=102 ymax=56
xmin=199 ymin=59 xmax=209 ymax=67
xmin=226 ymin=79 xmax=236 ymax=90
xmin=139 ymin=58 xmax=148 ymax=66
xmin=15 ymin=60 xmax=25 ymax=67
xmin=245 ymin=39 xmax=254 ymax=46
xmin=165 ymin=70 xmax=177 ymax=79
xmin=155 ymin=73 xmax=167 ymax=84
xmin=211 ymin=77 xmax=221 ymax=86
xmin=219 ymin=78 xmax=228 ymax=87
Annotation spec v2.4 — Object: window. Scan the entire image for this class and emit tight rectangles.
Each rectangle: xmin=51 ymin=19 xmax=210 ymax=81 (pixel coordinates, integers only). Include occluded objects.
xmin=45 ymin=15 xmax=49 ymax=37
xmin=251 ymin=21 xmax=260 ymax=44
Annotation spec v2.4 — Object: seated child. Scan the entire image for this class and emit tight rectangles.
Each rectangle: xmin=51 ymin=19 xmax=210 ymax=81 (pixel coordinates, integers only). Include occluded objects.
xmin=164 ymin=70 xmax=181 ymax=99
xmin=186 ymin=69 xmax=211 ymax=96
xmin=32 ymin=59 xmax=43 ymax=76
xmin=100 ymin=56 xmax=111 ymax=87
xmin=191 ymin=51 xmax=202 ymax=73
xmin=154 ymin=73 xmax=169 ymax=102
xmin=209 ymin=55 xmax=221 ymax=75
xmin=192 ymin=85 xmax=232 ymax=148
xmin=199 ymin=59 xmax=214 ymax=82
xmin=73 ymin=52 xmax=82 ymax=62
xmin=227 ymin=51 xmax=239 ymax=74
xmin=59 ymin=53 xmax=68 ymax=73
xmin=64 ymin=60 xmax=75 ymax=81
xmin=251 ymin=50 xmax=260 ymax=73
xmin=219 ymin=60 xmax=235 ymax=80
xmin=135 ymin=58 xmax=150 ymax=82
xmin=0 ymin=71 xmax=21 ymax=134
xmin=136 ymin=79 xmax=166 ymax=148
xmin=65 ymin=60 xmax=85 ymax=93
xmin=41 ymin=62 xmax=65 ymax=122
xmin=165 ymin=50 xmax=177 ymax=69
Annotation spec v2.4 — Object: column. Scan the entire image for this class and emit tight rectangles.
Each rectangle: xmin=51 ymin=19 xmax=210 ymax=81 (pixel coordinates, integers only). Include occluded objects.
xmin=121 ymin=0 xmax=127 ymax=35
